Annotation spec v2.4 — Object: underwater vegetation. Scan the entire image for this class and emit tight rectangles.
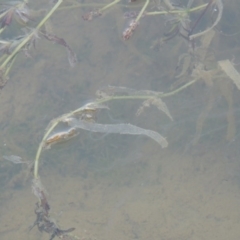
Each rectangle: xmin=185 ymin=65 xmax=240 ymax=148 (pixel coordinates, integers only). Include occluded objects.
xmin=1 ymin=0 xmax=240 ymax=239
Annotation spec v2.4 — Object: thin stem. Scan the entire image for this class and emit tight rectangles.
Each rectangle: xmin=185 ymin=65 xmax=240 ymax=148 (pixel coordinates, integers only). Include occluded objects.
xmin=163 ymin=78 xmax=197 ymax=97
xmin=135 ymin=0 xmax=149 ymax=22
xmin=188 ymin=0 xmax=214 ymax=36
xmin=145 ymin=3 xmax=208 ymax=16
xmin=0 ymin=26 xmax=6 ymax=35
xmin=58 ymin=2 xmax=141 ymax=10
xmin=100 ymin=0 xmax=121 ymax=12
xmin=34 ymin=121 xmax=59 ymax=178
xmin=4 ymin=55 xmax=16 ymax=77
xmin=189 ymin=0 xmax=223 ymax=40
xmin=0 ymin=0 xmax=63 ymax=70
xmin=58 ymin=3 xmax=110 ymax=10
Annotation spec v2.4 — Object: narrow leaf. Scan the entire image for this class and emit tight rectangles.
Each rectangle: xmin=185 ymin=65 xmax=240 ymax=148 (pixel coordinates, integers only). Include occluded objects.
xmin=218 ymin=59 xmax=240 ymax=90
xmin=68 ymin=118 xmax=168 ymax=148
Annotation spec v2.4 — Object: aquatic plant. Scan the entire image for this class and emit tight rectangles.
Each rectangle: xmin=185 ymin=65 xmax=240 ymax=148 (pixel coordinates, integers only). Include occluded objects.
xmin=0 ymin=0 xmax=76 ymax=89
xmin=3 ymin=1 xmax=240 ymax=240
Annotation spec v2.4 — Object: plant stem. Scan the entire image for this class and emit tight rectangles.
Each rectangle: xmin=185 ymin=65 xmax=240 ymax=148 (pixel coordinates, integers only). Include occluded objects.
xmin=188 ymin=0 xmax=214 ymax=36
xmin=100 ymin=0 xmax=120 ymax=12
xmin=0 ymin=0 xmax=63 ymax=70
xmin=146 ymin=3 xmax=208 ymax=16
xmin=135 ymin=0 xmax=149 ymax=22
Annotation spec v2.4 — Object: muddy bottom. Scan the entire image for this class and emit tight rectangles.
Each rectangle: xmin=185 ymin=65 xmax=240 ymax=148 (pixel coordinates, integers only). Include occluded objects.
xmin=0 ymin=142 xmax=240 ymax=240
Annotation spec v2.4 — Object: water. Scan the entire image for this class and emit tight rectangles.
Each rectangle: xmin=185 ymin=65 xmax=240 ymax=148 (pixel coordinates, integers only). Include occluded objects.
xmin=0 ymin=0 xmax=240 ymax=239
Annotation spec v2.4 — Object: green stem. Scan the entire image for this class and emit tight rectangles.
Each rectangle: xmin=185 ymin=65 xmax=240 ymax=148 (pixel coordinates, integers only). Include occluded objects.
xmin=100 ymin=0 xmax=120 ymax=12
xmin=135 ymin=0 xmax=149 ymax=22
xmin=34 ymin=120 xmax=59 ymax=178
xmin=145 ymin=3 xmax=208 ymax=16
xmin=58 ymin=2 xmax=141 ymax=10
xmin=162 ymin=78 xmax=197 ymax=97
xmin=1 ymin=0 xmax=63 ymax=70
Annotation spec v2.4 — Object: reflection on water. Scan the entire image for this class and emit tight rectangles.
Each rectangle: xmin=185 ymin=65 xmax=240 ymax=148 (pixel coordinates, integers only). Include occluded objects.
xmin=0 ymin=0 xmax=240 ymax=239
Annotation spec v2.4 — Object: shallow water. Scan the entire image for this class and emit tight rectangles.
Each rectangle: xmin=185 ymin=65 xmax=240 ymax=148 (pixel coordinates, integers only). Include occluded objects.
xmin=0 ymin=0 xmax=240 ymax=239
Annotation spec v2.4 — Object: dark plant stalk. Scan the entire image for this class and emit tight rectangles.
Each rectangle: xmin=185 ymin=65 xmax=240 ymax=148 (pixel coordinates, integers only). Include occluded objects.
xmin=188 ymin=0 xmax=214 ymax=37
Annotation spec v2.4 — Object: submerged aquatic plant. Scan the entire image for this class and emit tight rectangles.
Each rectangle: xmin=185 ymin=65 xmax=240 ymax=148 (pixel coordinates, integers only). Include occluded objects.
xmin=81 ymin=0 xmax=223 ymax=43
xmin=0 ymin=0 xmax=77 ymax=89
xmin=33 ymin=87 xmax=174 ymax=178
xmin=0 ymin=0 xmax=224 ymax=88
xmin=3 ymin=1 xmax=240 ymax=240
xmin=27 ymin=85 xmax=172 ymax=239
xmin=0 ymin=0 xmax=30 ymax=29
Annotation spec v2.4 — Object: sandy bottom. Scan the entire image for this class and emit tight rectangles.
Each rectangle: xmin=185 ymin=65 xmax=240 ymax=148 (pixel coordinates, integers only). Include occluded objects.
xmin=0 ymin=142 xmax=240 ymax=240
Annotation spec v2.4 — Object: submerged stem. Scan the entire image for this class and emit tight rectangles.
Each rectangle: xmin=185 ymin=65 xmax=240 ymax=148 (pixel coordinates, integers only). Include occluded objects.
xmin=189 ymin=0 xmax=223 ymax=40
xmin=145 ymin=3 xmax=208 ymax=16
xmin=0 ymin=0 xmax=63 ymax=71
xmin=100 ymin=0 xmax=121 ymax=12
xmin=135 ymin=0 xmax=149 ymax=22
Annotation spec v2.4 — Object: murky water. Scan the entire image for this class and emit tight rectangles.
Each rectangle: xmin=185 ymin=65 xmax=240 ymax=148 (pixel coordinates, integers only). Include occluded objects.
xmin=0 ymin=0 xmax=240 ymax=239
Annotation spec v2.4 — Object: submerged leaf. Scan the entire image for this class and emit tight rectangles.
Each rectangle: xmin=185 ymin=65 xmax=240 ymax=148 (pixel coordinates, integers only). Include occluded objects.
xmin=97 ymin=86 xmax=162 ymax=97
xmin=218 ymin=59 xmax=240 ymax=90
xmin=136 ymin=97 xmax=173 ymax=121
xmin=2 ymin=155 xmax=26 ymax=164
xmin=41 ymin=30 xmax=77 ymax=67
xmin=96 ymin=86 xmax=172 ymax=120
xmin=68 ymin=118 xmax=168 ymax=148
xmin=66 ymin=46 xmax=77 ymax=68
